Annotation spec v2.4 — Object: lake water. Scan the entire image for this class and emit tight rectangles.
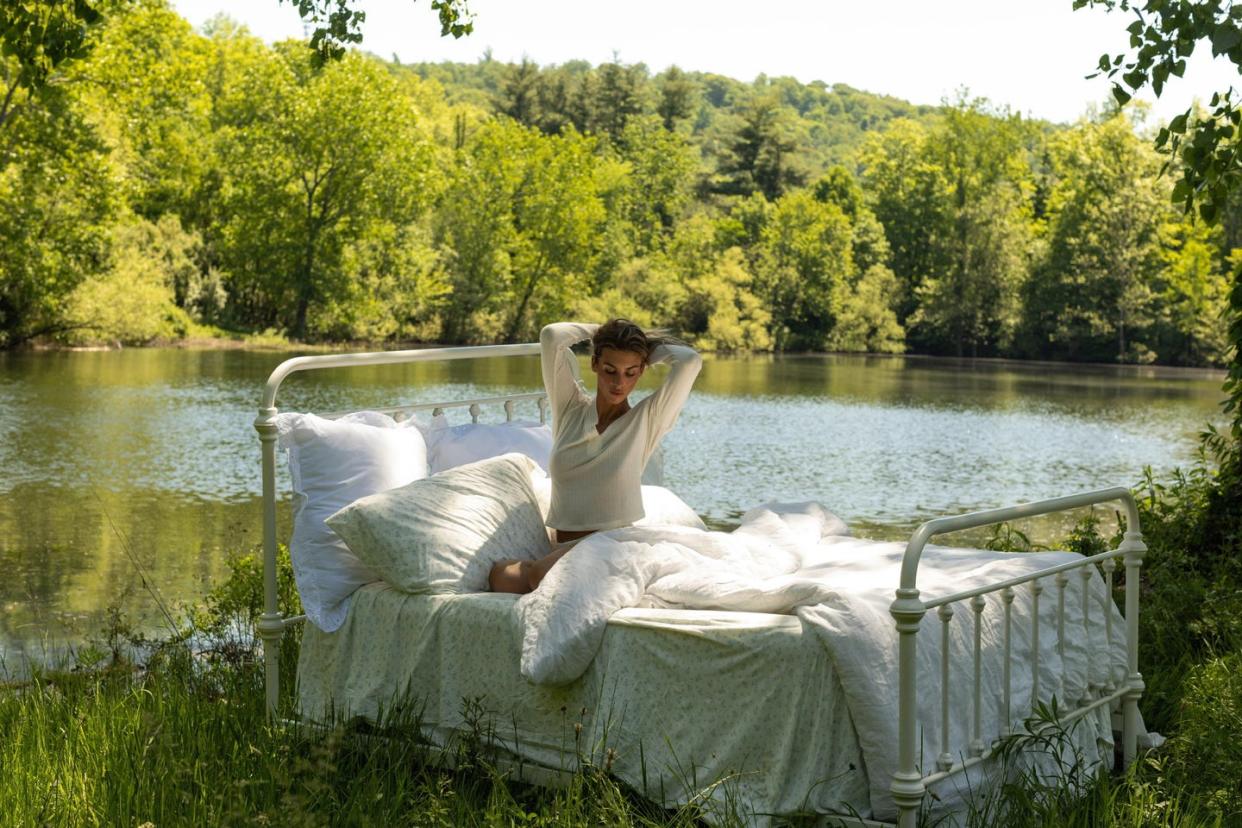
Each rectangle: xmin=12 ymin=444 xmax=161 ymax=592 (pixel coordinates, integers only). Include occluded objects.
xmin=0 ymin=348 xmax=1226 ymax=666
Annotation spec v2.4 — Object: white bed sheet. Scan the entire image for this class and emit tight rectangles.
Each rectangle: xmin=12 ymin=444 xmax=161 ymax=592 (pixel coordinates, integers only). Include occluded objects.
xmin=297 ymin=584 xmax=872 ymax=824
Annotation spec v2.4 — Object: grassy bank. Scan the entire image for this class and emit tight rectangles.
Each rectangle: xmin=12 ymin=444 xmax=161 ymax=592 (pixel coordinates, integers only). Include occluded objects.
xmin=2 ymin=454 xmax=1240 ymax=826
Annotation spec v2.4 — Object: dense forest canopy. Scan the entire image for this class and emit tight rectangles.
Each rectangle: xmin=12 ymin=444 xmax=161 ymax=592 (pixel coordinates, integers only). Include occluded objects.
xmin=0 ymin=0 xmax=1236 ymax=370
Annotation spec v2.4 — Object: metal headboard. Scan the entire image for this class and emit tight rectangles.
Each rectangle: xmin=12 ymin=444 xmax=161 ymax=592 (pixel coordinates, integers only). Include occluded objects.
xmin=253 ymin=343 xmax=543 ymax=716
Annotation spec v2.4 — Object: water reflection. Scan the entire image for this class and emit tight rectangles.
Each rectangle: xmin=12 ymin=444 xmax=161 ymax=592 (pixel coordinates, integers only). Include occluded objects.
xmin=0 ymin=348 xmax=1226 ymax=663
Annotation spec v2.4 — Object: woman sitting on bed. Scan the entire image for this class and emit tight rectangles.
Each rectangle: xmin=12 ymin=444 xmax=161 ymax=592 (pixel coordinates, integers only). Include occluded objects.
xmin=489 ymin=319 xmax=702 ymax=593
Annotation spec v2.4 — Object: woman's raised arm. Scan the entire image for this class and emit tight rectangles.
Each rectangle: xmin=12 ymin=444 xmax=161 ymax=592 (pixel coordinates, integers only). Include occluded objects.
xmin=641 ymin=341 xmax=703 ymax=449
xmin=540 ymin=322 xmax=598 ymax=422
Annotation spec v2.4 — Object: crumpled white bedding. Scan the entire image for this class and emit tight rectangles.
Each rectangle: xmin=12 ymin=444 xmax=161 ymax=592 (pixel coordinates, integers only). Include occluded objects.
xmin=517 ymin=503 xmax=1130 ymax=822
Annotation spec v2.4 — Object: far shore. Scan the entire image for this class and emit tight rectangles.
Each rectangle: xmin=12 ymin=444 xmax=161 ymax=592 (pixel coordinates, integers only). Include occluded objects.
xmin=8 ymin=335 xmax=1229 ymax=380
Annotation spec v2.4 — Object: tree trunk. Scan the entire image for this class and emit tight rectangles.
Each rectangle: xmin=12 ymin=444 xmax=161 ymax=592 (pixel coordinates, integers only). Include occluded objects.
xmin=294 ymin=180 xmax=321 ymax=340
xmin=505 ymin=269 xmax=541 ymax=344
xmin=505 ymin=255 xmax=546 ymax=344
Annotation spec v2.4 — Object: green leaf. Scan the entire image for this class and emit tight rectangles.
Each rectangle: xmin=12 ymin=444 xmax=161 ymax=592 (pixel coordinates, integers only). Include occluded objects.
xmin=1211 ymin=25 xmax=1242 ymax=54
xmin=1112 ymin=85 xmax=1132 ymax=107
xmin=1169 ymin=112 xmax=1188 ymax=134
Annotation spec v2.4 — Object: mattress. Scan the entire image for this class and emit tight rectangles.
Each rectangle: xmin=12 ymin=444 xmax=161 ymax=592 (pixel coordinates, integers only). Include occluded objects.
xmin=297 ymin=584 xmax=873 ymax=823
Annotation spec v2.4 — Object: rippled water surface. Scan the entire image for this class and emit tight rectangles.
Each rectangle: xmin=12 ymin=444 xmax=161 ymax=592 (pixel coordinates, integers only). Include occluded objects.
xmin=0 ymin=348 xmax=1226 ymax=662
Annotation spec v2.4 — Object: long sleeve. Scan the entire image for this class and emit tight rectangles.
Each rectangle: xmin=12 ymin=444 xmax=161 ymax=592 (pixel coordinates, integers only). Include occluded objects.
xmin=640 ymin=341 xmax=702 ymax=455
xmin=540 ymin=322 xmax=597 ymax=427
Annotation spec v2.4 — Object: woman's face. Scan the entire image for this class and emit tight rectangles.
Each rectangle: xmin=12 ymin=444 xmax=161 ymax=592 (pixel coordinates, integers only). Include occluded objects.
xmin=591 ymin=346 xmax=646 ymax=405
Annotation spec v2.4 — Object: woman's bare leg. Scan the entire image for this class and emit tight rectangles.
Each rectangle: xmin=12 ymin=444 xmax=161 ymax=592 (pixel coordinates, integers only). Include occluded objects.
xmin=526 ymin=542 xmax=576 ymax=590
xmin=488 ymin=536 xmax=587 ymax=593
xmin=488 ymin=559 xmax=532 ymax=593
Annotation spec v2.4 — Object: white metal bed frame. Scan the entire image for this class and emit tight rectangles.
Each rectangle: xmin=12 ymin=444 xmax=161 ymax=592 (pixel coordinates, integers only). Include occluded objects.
xmin=253 ymin=344 xmax=1147 ymax=828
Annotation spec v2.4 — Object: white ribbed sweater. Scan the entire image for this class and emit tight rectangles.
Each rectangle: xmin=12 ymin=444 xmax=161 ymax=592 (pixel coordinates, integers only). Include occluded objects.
xmin=541 ymin=323 xmax=702 ymax=532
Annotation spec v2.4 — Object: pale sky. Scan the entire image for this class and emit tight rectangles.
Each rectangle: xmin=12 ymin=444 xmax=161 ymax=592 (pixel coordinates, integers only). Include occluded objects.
xmin=174 ymin=0 xmax=1238 ymax=125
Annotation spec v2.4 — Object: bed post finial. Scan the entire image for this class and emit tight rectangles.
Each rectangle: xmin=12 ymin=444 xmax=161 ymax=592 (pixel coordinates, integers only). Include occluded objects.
xmin=254 ymin=407 xmax=284 ymax=720
xmin=890 ymin=587 xmax=927 ymax=828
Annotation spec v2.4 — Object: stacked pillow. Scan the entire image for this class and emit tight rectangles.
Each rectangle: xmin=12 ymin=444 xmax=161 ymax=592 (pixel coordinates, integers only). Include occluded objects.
xmin=420 ymin=415 xmax=553 ymax=474
xmin=327 ymin=453 xmax=551 ymax=594
xmin=279 ymin=411 xmax=555 ymax=628
xmin=275 ymin=411 xmax=427 ymax=632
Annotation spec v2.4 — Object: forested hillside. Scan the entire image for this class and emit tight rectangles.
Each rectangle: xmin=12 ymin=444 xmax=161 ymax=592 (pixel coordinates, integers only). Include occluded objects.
xmin=1 ymin=1 xmax=1235 ymax=366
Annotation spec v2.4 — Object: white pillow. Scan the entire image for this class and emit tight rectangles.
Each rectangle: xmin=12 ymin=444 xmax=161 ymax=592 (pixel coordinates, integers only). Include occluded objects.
xmin=423 ymin=415 xmax=553 ymax=474
xmin=528 ymin=469 xmax=705 ymax=532
xmin=326 ymin=453 xmax=550 ymax=594
xmin=276 ymin=411 xmax=428 ymax=631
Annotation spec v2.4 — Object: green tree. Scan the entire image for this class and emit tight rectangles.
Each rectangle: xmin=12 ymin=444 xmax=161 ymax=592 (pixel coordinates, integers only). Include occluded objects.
xmin=613 ymin=115 xmax=698 ymax=254
xmin=1021 ymin=115 xmax=1166 ymax=362
xmin=1077 ymin=0 xmax=1242 ymax=452
xmin=216 ymin=49 xmax=437 ymax=338
xmin=924 ymin=101 xmax=1034 ymax=356
xmin=569 ymin=255 xmax=682 ymax=331
xmin=64 ymin=216 xmax=200 ymax=345
xmin=317 ymin=221 xmax=448 ymax=341
xmin=0 ymin=0 xmax=116 ymax=134
xmin=858 ymin=118 xmax=954 ymax=322
xmin=1078 ymin=0 xmax=1240 ymax=222
xmin=499 ymin=57 xmax=539 ymax=127
xmin=680 ymin=247 xmax=772 ymax=352
xmin=590 ymin=59 xmax=648 ymax=143
xmin=714 ymin=95 xmax=808 ymax=200
xmin=0 ymin=1 xmax=119 ymax=347
xmin=1150 ymin=218 xmax=1233 ymax=366
xmin=812 ymin=165 xmax=893 ymax=275
xmin=436 ymin=120 xmax=607 ymax=343
xmin=827 ymin=264 xmax=905 ymax=353
xmin=282 ymin=0 xmax=472 ymax=65
xmin=531 ymin=65 xmax=575 ymax=134
xmin=754 ymin=189 xmax=854 ymax=350
xmin=0 ymin=115 xmax=115 ymax=346
xmin=84 ymin=3 xmax=217 ymax=228
xmin=655 ymin=65 xmax=698 ymax=132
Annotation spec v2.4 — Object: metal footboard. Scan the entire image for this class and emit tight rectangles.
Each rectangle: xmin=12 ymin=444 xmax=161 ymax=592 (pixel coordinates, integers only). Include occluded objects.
xmin=889 ymin=488 xmax=1145 ymax=828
